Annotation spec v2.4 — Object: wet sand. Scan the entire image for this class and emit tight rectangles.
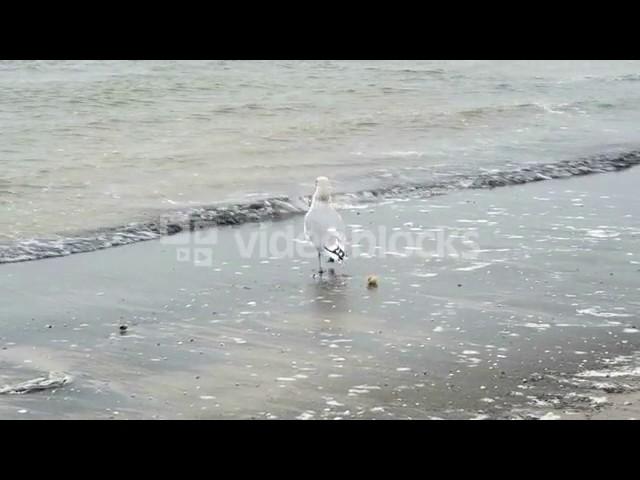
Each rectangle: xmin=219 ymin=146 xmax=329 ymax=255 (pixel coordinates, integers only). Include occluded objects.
xmin=560 ymin=391 xmax=640 ymax=420
xmin=1 ymin=168 xmax=639 ymax=419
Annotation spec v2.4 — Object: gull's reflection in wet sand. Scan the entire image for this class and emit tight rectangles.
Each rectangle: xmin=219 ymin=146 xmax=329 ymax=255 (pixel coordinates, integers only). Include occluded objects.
xmin=306 ymin=270 xmax=350 ymax=318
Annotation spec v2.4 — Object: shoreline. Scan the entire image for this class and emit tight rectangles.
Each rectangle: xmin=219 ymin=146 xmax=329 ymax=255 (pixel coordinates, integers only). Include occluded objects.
xmin=3 ymin=150 xmax=640 ymax=266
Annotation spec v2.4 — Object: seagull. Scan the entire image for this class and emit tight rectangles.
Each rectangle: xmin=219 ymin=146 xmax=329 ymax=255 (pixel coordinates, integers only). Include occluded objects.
xmin=304 ymin=176 xmax=346 ymax=275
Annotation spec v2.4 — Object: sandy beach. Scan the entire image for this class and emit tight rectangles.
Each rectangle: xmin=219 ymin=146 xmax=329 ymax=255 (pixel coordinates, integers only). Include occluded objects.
xmin=1 ymin=166 xmax=639 ymax=419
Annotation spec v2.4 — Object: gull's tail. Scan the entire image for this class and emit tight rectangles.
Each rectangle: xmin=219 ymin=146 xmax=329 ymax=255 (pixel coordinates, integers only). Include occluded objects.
xmin=323 ymin=228 xmax=346 ymax=263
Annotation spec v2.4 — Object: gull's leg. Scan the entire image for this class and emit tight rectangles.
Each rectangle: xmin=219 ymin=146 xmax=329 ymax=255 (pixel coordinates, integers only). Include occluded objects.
xmin=318 ymin=251 xmax=324 ymax=275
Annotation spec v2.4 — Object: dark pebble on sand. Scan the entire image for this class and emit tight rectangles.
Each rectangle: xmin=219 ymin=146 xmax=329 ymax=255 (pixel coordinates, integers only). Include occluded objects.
xmin=457 ymin=284 xmax=462 ymax=287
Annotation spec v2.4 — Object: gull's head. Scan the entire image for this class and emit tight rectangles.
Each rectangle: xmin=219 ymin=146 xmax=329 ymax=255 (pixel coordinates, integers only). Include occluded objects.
xmin=314 ymin=176 xmax=332 ymax=201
